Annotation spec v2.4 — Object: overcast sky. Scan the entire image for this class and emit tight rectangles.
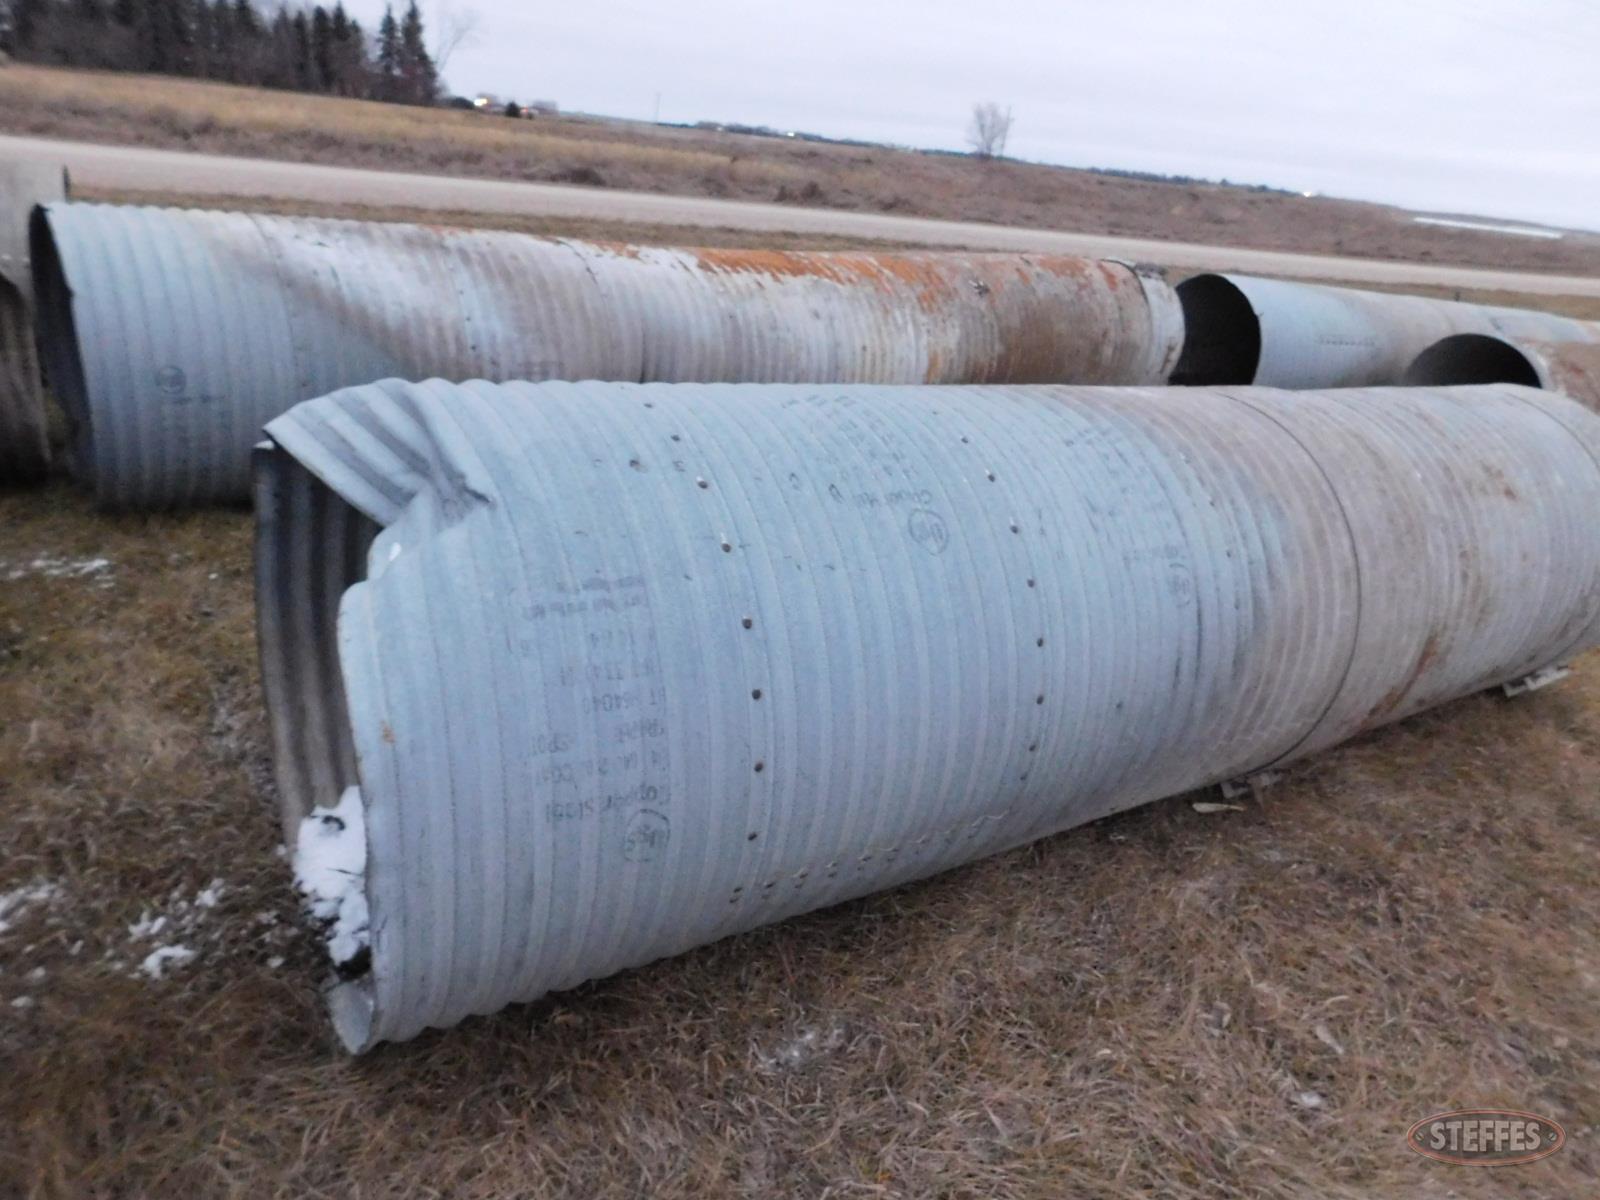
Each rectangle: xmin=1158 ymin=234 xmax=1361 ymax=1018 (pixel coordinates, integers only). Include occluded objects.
xmin=347 ymin=0 xmax=1600 ymax=231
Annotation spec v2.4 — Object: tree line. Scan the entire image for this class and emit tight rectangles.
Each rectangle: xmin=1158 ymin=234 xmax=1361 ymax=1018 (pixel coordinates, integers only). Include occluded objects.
xmin=1 ymin=0 xmax=441 ymax=105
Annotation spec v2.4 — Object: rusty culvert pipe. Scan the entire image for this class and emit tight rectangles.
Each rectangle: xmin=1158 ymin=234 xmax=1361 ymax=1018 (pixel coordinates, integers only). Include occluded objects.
xmin=30 ymin=202 xmax=1183 ymax=508
xmin=1170 ymin=272 xmax=1600 ymax=388
xmin=1405 ymin=334 xmax=1600 ymax=412
xmin=0 ymin=162 xmax=67 ymax=482
xmin=255 ymin=378 xmax=1600 ymax=1052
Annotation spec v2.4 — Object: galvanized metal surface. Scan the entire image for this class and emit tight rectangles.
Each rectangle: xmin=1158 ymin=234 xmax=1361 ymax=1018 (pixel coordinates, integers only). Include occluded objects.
xmin=0 ymin=162 xmax=67 ymax=481
xmin=1405 ymin=333 xmax=1600 ymax=412
xmin=255 ymin=379 xmax=1600 ymax=1052
xmin=30 ymin=202 xmax=1183 ymax=507
xmin=1172 ymin=272 xmax=1600 ymax=389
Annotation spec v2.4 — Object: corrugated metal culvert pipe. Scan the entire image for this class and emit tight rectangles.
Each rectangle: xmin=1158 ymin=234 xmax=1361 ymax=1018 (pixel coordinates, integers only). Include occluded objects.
xmin=1170 ymin=272 xmax=1600 ymax=388
xmin=255 ymin=378 xmax=1600 ymax=1052
xmin=0 ymin=162 xmax=67 ymax=481
xmin=1405 ymin=334 xmax=1600 ymax=411
xmin=30 ymin=202 xmax=1183 ymax=508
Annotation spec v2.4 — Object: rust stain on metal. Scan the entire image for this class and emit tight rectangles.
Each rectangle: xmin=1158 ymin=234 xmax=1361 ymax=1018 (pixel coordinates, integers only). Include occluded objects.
xmin=1365 ymin=630 xmax=1444 ymax=723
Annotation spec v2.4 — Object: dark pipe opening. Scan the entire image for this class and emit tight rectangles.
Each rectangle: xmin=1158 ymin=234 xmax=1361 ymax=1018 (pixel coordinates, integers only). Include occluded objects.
xmin=253 ymin=448 xmax=376 ymax=844
xmin=1403 ymin=333 xmax=1542 ymax=388
xmin=1170 ymin=274 xmax=1262 ymax=385
xmin=28 ymin=207 xmax=94 ymax=480
xmin=0 ymin=276 xmax=51 ymax=480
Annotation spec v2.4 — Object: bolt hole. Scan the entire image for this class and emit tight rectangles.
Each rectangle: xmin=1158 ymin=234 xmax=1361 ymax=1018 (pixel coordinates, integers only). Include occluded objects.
xmin=1036 ymin=637 xmax=1044 ymax=647
xmin=721 ymin=541 xmax=733 ymax=553
xmin=670 ymin=434 xmax=681 ymax=442
xmin=1026 ymin=578 xmax=1036 ymax=588
xmin=754 ymin=761 xmax=765 ymax=773
xmin=751 ymin=688 xmax=763 ymax=700
xmin=986 ymin=471 xmax=996 ymax=482
xmin=747 ymin=832 xmax=759 ymax=841
xmin=1010 ymin=523 xmax=1020 ymax=534
xmin=742 ymin=617 xmax=753 ymax=629
xmin=1036 ymin=694 xmax=1045 ymax=705
xmin=697 ymin=477 xmax=710 ymax=489
xmin=628 ymin=458 xmax=643 ymax=471
xmin=1028 ymin=743 xmax=1037 ymax=752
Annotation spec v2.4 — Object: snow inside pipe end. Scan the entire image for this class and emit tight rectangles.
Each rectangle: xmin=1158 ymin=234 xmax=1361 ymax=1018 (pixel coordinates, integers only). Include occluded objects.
xmin=255 ymin=378 xmax=1600 ymax=1052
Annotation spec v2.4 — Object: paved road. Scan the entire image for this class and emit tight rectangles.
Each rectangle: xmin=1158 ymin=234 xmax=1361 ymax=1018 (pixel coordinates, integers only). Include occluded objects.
xmin=7 ymin=133 xmax=1598 ymax=298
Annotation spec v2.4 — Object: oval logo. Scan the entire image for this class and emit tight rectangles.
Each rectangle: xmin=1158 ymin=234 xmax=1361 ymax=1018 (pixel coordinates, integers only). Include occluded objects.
xmin=1406 ymin=1110 xmax=1564 ymax=1166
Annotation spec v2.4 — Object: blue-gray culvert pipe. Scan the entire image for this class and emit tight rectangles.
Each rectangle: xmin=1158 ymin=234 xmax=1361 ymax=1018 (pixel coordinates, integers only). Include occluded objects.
xmin=255 ymin=379 xmax=1600 ymax=1052
xmin=1171 ymin=272 xmax=1600 ymax=388
xmin=29 ymin=202 xmax=1184 ymax=508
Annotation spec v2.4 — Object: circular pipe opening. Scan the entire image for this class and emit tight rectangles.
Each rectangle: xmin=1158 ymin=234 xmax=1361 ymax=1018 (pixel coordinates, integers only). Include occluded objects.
xmin=28 ymin=207 xmax=94 ymax=480
xmin=1403 ymin=334 xmax=1542 ymax=388
xmin=1170 ymin=274 xmax=1261 ymax=385
xmin=0 ymin=276 xmax=51 ymax=481
xmin=253 ymin=449 xmax=379 ymax=1050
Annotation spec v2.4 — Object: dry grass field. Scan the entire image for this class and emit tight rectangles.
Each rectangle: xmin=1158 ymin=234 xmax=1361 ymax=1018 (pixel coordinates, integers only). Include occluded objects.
xmin=4 ymin=205 xmax=1600 ymax=1197
xmin=7 ymin=62 xmax=1600 ymax=276
xmin=4 ymin=480 xmax=1600 ymax=1199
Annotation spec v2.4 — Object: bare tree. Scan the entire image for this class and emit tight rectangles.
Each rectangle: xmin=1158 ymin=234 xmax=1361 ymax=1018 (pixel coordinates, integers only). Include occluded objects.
xmin=428 ymin=0 xmax=479 ymax=75
xmin=967 ymin=101 xmax=1013 ymax=161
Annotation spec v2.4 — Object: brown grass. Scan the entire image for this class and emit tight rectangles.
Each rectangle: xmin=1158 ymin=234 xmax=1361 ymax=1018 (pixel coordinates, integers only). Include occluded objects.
xmin=8 ymin=62 xmax=1600 ymax=276
xmin=4 ymin=205 xmax=1600 ymax=1197
xmin=72 ymin=186 xmax=943 ymax=254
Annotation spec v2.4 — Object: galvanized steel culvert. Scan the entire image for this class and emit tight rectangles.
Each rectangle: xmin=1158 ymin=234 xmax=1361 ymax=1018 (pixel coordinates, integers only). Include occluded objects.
xmin=255 ymin=379 xmax=1600 ymax=1052
xmin=30 ymin=202 xmax=1183 ymax=508
xmin=1171 ymin=272 xmax=1600 ymax=389
xmin=0 ymin=161 xmax=67 ymax=481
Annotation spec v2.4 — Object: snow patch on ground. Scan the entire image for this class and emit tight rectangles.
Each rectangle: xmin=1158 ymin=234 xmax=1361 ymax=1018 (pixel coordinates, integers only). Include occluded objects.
xmin=756 ymin=1024 xmax=847 ymax=1072
xmin=138 ymin=945 xmax=197 ymax=979
xmin=1 ymin=555 xmax=114 ymax=583
xmin=122 ymin=879 xmax=227 ymax=980
xmin=294 ymin=786 xmax=370 ymax=973
xmin=0 ymin=881 xmax=62 ymax=936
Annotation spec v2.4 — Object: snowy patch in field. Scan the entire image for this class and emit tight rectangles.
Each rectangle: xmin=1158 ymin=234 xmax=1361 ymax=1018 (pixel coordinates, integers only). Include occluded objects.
xmin=294 ymin=786 xmax=370 ymax=974
xmin=124 ymin=879 xmax=228 ymax=980
xmin=138 ymin=945 xmax=196 ymax=979
xmin=0 ymin=881 xmax=62 ymax=936
xmin=755 ymin=1023 xmax=847 ymax=1072
xmin=1 ymin=555 xmax=114 ymax=583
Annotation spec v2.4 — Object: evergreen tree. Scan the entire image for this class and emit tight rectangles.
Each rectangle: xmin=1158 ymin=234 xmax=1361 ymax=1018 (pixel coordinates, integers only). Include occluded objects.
xmin=7 ymin=0 xmax=53 ymax=51
xmin=192 ymin=0 xmax=213 ymax=76
xmin=289 ymin=8 xmax=311 ymax=88
xmin=310 ymin=4 xmax=332 ymax=90
xmin=376 ymin=4 xmax=400 ymax=100
xmin=141 ymin=0 xmax=196 ymax=75
xmin=396 ymin=0 xmax=436 ymax=105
